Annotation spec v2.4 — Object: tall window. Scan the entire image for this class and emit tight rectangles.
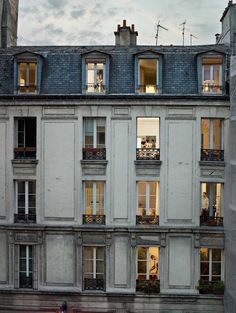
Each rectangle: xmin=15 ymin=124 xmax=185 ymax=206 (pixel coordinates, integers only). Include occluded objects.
xmin=18 ymin=61 xmax=37 ymax=94
xmin=83 ymin=246 xmax=105 ymax=290
xmin=200 ymin=248 xmax=223 ymax=282
xmin=201 ymin=118 xmax=224 ymax=161
xmin=19 ymin=245 xmax=33 ymax=288
xmin=138 ymin=59 xmax=158 ymax=93
xmin=86 ymin=62 xmax=105 ymax=93
xmin=136 ymin=182 xmax=159 ymax=224
xmin=136 ymin=117 xmax=160 ymax=160
xmin=14 ymin=117 xmax=36 ymax=159
xmin=15 ymin=181 xmax=36 ymax=223
xmin=202 ymin=56 xmax=223 ymax=94
xmin=137 ymin=247 xmax=159 ymax=280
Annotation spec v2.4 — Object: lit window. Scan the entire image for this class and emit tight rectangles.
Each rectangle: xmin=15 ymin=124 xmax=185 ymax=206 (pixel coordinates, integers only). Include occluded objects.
xmin=200 ymin=248 xmax=223 ymax=282
xmin=14 ymin=117 xmax=36 ymax=159
xmin=18 ymin=62 xmax=37 ymax=94
xmin=84 ymin=181 xmax=104 ymax=216
xmin=138 ymin=59 xmax=158 ymax=93
xmin=201 ymin=118 xmax=224 ymax=161
xmin=15 ymin=181 xmax=36 ymax=223
xmin=136 ymin=117 xmax=160 ymax=160
xmin=19 ymin=245 xmax=33 ymax=288
xmin=137 ymin=247 xmax=159 ymax=280
xmin=83 ymin=246 xmax=105 ymax=290
xmin=136 ymin=182 xmax=159 ymax=224
xmin=86 ymin=62 xmax=105 ymax=93
xmin=202 ymin=57 xmax=223 ymax=94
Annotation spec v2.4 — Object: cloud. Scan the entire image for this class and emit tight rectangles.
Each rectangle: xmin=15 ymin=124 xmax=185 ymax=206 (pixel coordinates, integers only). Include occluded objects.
xmin=70 ymin=8 xmax=86 ymax=19
xmin=46 ymin=0 xmax=68 ymax=9
xmin=45 ymin=24 xmax=64 ymax=36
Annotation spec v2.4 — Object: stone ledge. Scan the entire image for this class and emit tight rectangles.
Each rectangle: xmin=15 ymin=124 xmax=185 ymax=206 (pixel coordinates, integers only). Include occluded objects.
xmin=81 ymin=160 xmax=108 ymax=176
xmin=135 ymin=160 xmax=162 ymax=176
xmin=12 ymin=159 xmax=38 ymax=175
xmin=199 ymin=161 xmax=225 ymax=167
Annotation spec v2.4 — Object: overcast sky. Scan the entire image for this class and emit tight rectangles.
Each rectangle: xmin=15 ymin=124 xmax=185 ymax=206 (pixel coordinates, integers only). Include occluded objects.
xmin=18 ymin=0 xmax=229 ymax=46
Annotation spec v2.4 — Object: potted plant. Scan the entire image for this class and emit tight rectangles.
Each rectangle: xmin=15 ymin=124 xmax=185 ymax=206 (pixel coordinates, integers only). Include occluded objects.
xmin=212 ymin=281 xmax=224 ymax=295
xmin=197 ymin=279 xmax=212 ymax=294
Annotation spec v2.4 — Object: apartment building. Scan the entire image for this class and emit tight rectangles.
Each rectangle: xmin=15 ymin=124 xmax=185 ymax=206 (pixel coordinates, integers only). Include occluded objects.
xmin=0 ymin=1 xmax=235 ymax=312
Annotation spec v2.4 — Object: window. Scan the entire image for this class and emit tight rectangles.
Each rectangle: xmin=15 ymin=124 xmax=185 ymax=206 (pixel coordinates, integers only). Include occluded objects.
xmin=83 ymin=246 xmax=105 ymax=290
xmin=14 ymin=181 xmax=36 ymax=223
xmin=200 ymin=248 xmax=223 ymax=282
xmin=19 ymin=245 xmax=33 ymax=288
xmin=136 ymin=182 xmax=159 ymax=224
xmin=14 ymin=117 xmax=36 ymax=159
xmin=18 ymin=61 xmax=37 ymax=94
xmin=83 ymin=181 xmax=105 ymax=224
xmin=200 ymin=183 xmax=223 ymax=226
xmin=136 ymin=117 xmax=160 ymax=160
xmin=83 ymin=118 xmax=106 ymax=160
xmin=138 ymin=59 xmax=158 ymax=93
xmin=202 ymin=56 xmax=223 ymax=94
xmin=86 ymin=62 xmax=105 ymax=93
xmin=201 ymin=118 xmax=224 ymax=161
xmin=136 ymin=246 xmax=160 ymax=293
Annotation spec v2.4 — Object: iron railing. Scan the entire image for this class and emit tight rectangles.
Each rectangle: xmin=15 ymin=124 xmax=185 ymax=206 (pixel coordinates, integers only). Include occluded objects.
xmin=83 ymin=214 xmax=105 ymax=225
xmin=14 ymin=213 xmax=36 ymax=223
xmin=136 ymin=148 xmax=160 ymax=160
xmin=200 ymin=215 xmax=223 ymax=226
xmin=84 ymin=278 xmax=104 ymax=291
xmin=201 ymin=149 xmax=224 ymax=162
xmin=86 ymin=84 xmax=105 ymax=93
xmin=14 ymin=147 xmax=36 ymax=159
xmin=19 ymin=274 xmax=33 ymax=289
xmin=83 ymin=148 xmax=106 ymax=160
xmin=136 ymin=215 xmax=159 ymax=225
xmin=136 ymin=279 xmax=160 ymax=294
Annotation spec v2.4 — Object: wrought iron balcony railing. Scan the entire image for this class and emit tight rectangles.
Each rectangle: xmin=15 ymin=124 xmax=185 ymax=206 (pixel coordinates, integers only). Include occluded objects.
xmin=83 ymin=148 xmax=106 ymax=160
xmin=136 ymin=148 xmax=160 ymax=160
xmin=19 ymin=274 xmax=33 ymax=289
xmin=138 ymin=85 xmax=158 ymax=93
xmin=86 ymin=83 xmax=105 ymax=93
xmin=14 ymin=147 xmax=36 ymax=159
xmin=14 ymin=213 xmax=36 ymax=223
xmin=200 ymin=215 xmax=223 ymax=226
xmin=84 ymin=278 xmax=104 ymax=291
xmin=202 ymin=84 xmax=223 ymax=94
xmin=136 ymin=215 xmax=159 ymax=225
xmin=201 ymin=149 xmax=224 ymax=162
xmin=136 ymin=279 xmax=160 ymax=294
xmin=83 ymin=214 xmax=105 ymax=225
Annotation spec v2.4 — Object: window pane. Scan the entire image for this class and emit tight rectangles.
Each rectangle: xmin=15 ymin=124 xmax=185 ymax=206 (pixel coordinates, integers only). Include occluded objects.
xmin=138 ymin=261 xmax=146 ymax=274
xmin=200 ymin=262 xmax=209 ymax=275
xmin=19 ymin=63 xmax=27 ymax=86
xmin=28 ymin=181 xmax=36 ymax=194
xmin=96 ymin=260 xmax=104 ymax=274
xmin=18 ymin=181 xmax=25 ymax=193
xmin=96 ymin=182 xmax=104 ymax=215
xmin=138 ymin=247 xmax=147 ymax=260
xmin=97 ymin=119 xmax=105 ymax=147
xmin=84 ymin=247 xmax=93 ymax=259
xmin=139 ymin=59 xmax=157 ymax=93
xmin=84 ymin=119 xmax=94 ymax=148
xmin=25 ymin=118 xmax=36 ymax=148
xmin=29 ymin=63 xmax=36 ymax=92
xmin=200 ymin=248 xmax=209 ymax=261
xmin=96 ymin=247 xmax=104 ymax=260
xmin=84 ymin=259 xmax=93 ymax=273
xmin=212 ymin=249 xmax=221 ymax=261
xmin=212 ymin=263 xmax=221 ymax=276
xmin=85 ymin=182 xmax=93 ymax=214
xmin=201 ymin=119 xmax=210 ymax=149
xmin=137 ymin=118 xmax=159 ymax=148
xmin=213 ymin=119 xmax=222 ymax=150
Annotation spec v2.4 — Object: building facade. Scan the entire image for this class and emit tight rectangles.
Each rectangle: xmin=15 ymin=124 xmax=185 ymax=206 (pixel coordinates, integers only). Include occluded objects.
xmin=0 ymin=1 xmax=235 ymax=312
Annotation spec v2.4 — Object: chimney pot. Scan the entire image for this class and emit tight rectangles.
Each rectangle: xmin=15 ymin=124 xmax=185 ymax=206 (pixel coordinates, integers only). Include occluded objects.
xmin=131 ymin=24 xmax=135 ymax=32
xmin=123 ymin=20 xmax=126 ymax=27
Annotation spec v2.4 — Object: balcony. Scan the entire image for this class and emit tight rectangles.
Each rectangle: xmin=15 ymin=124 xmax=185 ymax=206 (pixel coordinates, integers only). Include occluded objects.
xmin=136 ymin=148 xmax=160 ymax=160
xmin=83 ymin=214 xmax=105 ymax=225
xmin=200 ymin=214 xmax=223 ymax=227
xmin=14 ymin=147 xmax=36 ymax=159
xmin=14 ymin=213 xmax=36 ymax=224
xmin=136 ymin=279 xmax=160 ymax=294
xmin=201 ymin=149 xmax=224 ymax=162
xmin=83 ymin=148 xmax=106 ymax=160
xmin=136 ymin=215 xmax=159 ymax=225
xmin=19 ymin=274 xmax=33 ymax=289
xmin=84 ymin=278 xmax=104 ymax=291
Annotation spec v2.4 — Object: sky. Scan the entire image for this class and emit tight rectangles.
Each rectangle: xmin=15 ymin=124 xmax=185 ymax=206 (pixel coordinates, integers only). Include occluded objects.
xmin=18 ymin=0 xmax=229 ymax=46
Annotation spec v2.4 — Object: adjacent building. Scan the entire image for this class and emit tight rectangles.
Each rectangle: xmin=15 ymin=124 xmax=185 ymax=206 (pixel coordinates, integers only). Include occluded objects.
xmin=0 ymin=1 xmax=235 ymax=312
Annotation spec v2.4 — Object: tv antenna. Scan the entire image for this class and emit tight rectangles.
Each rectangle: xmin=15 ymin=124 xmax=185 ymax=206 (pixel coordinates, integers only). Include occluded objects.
xmin=190 ymin=33 xmax=197 ymax=45
xmin=180 ymin=20 xmax=186 ymax=46
xmin=155 ymin=20 xmax=168 ymax=45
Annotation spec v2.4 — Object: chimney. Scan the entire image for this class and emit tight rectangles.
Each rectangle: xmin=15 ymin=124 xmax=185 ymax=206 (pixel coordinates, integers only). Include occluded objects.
xmin=0 ymin=0 xmax=19 ymax=48
xmin=114 ymin=20 xmax=138 ymax=46
xmin=215 ymin=33 xmax=220 ymax=43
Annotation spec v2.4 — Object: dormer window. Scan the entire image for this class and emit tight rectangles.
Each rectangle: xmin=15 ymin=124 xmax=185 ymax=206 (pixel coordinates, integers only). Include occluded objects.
xmin=202 ymin=55 xmax=223 ymax=94
xmin=18 ymin=61 xmax=37 ymax=94
xmin=87 ymin=62 xmax=105 ymax=93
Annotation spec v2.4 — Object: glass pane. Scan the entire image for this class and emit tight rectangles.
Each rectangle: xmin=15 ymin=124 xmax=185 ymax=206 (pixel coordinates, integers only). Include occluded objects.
xmin=96 ymin=182 xmax=104 ymax=214
xmin=84 ymin=247 xmax=93 ymax=259
xmin=212 ymin=249 xmax=221 ymax=261
xmin=201 ymin=119 xmax=210 ymax=149
xmin=19 ymin=63 xmax=27 ymax=86
xmin=18 ymin=195 xmax=25 ymax=209
xmin=28 ymin=181 xmax=36 ymax=194
xmin=138 ymin=247 xmax=147 ymax=260
xmin=28 ymin=195 xmax=36 ymax=208
xmin=213 ymin=64 xmax=220 ymax=92
xmin=85 ymin=182 xmax=93 ymax=214
xmin=84 ymin=260 xmax=93 ymax=273
xmin=18 ymin=181 xmax=25 ymax=193
xmin=96 ymin=247 xmax=104 ymax=260
xmin=138 ymin=261 xmax=146 ymax=274
xmin=96 ymin=260 xmax=104 ymax=273
xmin=137 ymin=118 xmax=160 ymax=148
xmin=200 ymin=262 xmax=209 ymax=275
xmin=200 ymin=248 xmax=209 ymax=261
xmin=213 ymin=119 xmax=222 ymax=150
xmin=20 ymin=259 xmax=26 ymax=272
xmin=139 ymin=59 xmax=157 ymax=93
xmin=84 ymin=119 xmax=94 ymax=148
xmin=212 ymin=263 xmax=221 ymax=276
xmin=138 ymin=182 xmax=146 ymax=195
xmin=96 ymin=64 xmax=104 ymax=93
xmin=20 ymin=245 xmax=26 ymax=257
xmin=29 ymin=63 xmax=36 ymax=92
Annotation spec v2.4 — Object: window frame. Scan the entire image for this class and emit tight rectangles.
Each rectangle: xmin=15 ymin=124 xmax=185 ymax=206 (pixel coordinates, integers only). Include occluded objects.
xmin=136 ymin=181 xmax=159 ymax=216
xmin=86 ymin=61 xmax=106 ymax=93
xmin=19 ymin=245 xmax=33 ymax=289
xmin=136 ymin=246 xmax=160 ymax=280
xmin=200 ymin=248 xmax=224 ymax=282
xmin=83 ymin=181 xmax=105 ymax=215
xmin=17 ymin=60 xmax=37 ymax=94
xmin=83 ymin=117 xmax=106 ymax=149
xmin=200 ymin=182 xmax=223 ymax=217
xmin=15 ymin=180 xmax=36 ymax=216
xmin=201 ymin=118 xmax=224 ymax=150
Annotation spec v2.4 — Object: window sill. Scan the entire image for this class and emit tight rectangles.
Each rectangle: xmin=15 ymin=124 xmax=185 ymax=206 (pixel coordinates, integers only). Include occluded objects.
xmin=80 ymin=159 xmax=108 ymax=176
xmin=12 ymin=159 xmax=38 ymax=175
xmin=135 ymin=160 xmax=161 ymax=176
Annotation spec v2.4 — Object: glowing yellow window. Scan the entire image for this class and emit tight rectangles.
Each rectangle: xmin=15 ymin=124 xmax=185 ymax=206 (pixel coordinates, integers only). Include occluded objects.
xmin=202 ymin=57 xmax=223 ymax=94
xmin=18 ymin=62 xmax=37 ymax=94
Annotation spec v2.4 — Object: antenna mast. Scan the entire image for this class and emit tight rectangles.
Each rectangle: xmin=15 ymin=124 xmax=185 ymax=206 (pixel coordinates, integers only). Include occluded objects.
xmin=190 ymin=33 xmax=197 ymax=45
xmin=180 ymin=20 xmax=186 ymax=46
xmin=155 ymin=20 xmax=168 ymax=45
